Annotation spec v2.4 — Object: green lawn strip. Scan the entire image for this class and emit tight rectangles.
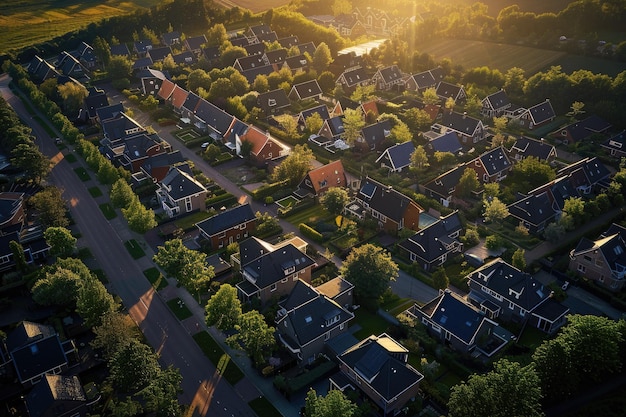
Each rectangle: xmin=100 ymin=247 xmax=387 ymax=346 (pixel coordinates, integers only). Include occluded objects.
xmin=174 ymin=210 xmax=212 ymax=231
xmin=192 ymin=332 xmax=244 ymax=385
xmin=124 ymin=239 xmax=146 ymax=259
xmin=65 ymin=153 xmax=77 ymax=163
xmin=74 ymin=167 xmax=91 ymax=181
xmin=248 ymin=397 xmax=282 ymax=417
xmin=88 ymin=186 xmax=102 ymax=198
xmin=99 ymin=203 xmax=117 ymax=220
xmin=352 ymin=308 xmax=391 ymax=340
xmin=143 ymin=267 xmax=168 ymax=291
xmin=166 ymin=297 xmax=193 ymax=320
xmin=284 ymin=204 xmax=333 ymax=226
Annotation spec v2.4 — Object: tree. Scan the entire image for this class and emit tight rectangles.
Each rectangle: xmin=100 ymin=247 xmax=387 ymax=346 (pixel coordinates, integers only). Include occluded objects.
xmin=422 ymin=87 xmax=440 ymax=105
xmin=504 ymin=67 xmax=526 ymax=98
xmin=320 ymin=187 xmax=350 ymax=225
xmin=77 ymin=275 xmax=118 ymax=327
xmin=208 ymin=77 xmax=236 ymax=101
xmin=389 ymin=120 xmax=412 ymax=143
xmin=11 ymin=142 xmax=50 ymax=182
xmin=110 ymin=179 xmax=135 ymax=209
xmin=187 ymin=69 xmax=212 ymax=92
xmin=122 ymin=199 xmax=157 ymax=234
xmin=227 ymin=310 xmax=276 ymax=365
xmin=140 ymin=366 xmax=183 ymax=417
xmin=457 ymin=168 xmax=480 ymax=198
xmin=483 ymin=182 xmax=500 ymax=199
xmin=511 ymin=248 xmax=526 ymax=271
xmin=107 ymin=56 xmax=133 ymax=80
xmin=509 ymin=157 xmax=556 ymax=191
xmin=305 ymin=388 xmax=357 ymax=417
xmin=340 ymin=244 xmax=398 ymax=309
xmin=342 ymin=108 xmax=365 ymax=146
xmin=317 ymin=71 xmax=335 ymax=93
xmin=205 ymin=284 xmax=242 ymax=331
xmin=275 ymin=114 xmax=299 ymax=138
xmin=483 ymin=197 xmax=509 ymax=223
xmin=531 ymin=338 xmax=578 ymax=403
xmin=153 ymin=239 xmax=214 ymax=290
xmin=92 ymin=312 xmax=141 ymax=359
xmin=270 ymin=144 xmax=313 ymax=186
xmin=93 ymin=36 xmax=111 ymax=67
xmin=44 ymin=226 xmax=76 ymax=257
xmin=230 ymin=71 xmax=250 ymax=96
xmin=432 ymin=151 xmax=456 ymax=170
xmin=305 ymin=112 xmax=324 ymax=134
xmin=58 ymin=82 xmax=88 ymax=117
xmin=445 ymin=97 xmax=456 ymax=111
xmin=432 ymin=267 xmax=449 ymax=290
xmin=29 ymin=187 xmax=70 ymax=227
xmin=109 ymin=339 xmax=160 ymax=393
xmin=403 ymin=107 xmax=433 ymax=131
xmin=312 ymin=42 xmax=333 ymax=73
xmin=560 ymin=197 xmax=586 ymax=230
xmin=350 ymin=84 xmax=376 ymax=103
xmin=448 ymin=359 xmax=543 ymax=417
xmin=409 ymin=145 xmax=429 ymax=172
xmin=206 ymin=23 xmax=228 ymax=46
xmin=220 ymin=45 xmax=247 ymax=67
xmin=566 ymin=101 xmax=585 ymax=121
xmin=32 ymin=267 xmax=82 ymax=306
xmin=543 ymin=222 xmax=566 ymax=243
xmin=9 ymin=240 xmax=27 ymax=272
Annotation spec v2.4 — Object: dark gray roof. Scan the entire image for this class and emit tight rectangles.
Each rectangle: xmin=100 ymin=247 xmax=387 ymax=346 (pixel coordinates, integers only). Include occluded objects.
xmin=148 ymin=46 xmax=173 ymax=62
xmin=110 ymin=44 xmax=131 ymax=57
xmin=84 ymin=87 xmax=109 ymax=119
xmin=340 ymin=67 xmax=369 ymax=87
xmin=244 ymin=42 xmax=266 ymax=56
xmin=468 ymin=259 xmax=550 ymax=311
xmin=340 ymin=335 xmax=423 ymax=401
xmin=360 ymin=120 xmax=389 ymax=150
xmin=258 ymin=89 xmax=290 ymax=114
xmin=291 ymin=80 xmax=322 ymax=100
xmin=242 ymin=243 xmax=315 ymax=289
xmin=297 ymin=42 xmax=316 ymax=55
xmin=95 ymin=102 xmax=124 ymax=122
xmin=377 ymin=65 xmax=403 ymax=85
xmin=603 ymin=223 xmax=626 ymax=242
xmin=325 ymin=115 xmax=345 ymax=137
xmin=160 ymin=166 xmax=206 ymax=200
xmin=101 ymin=113 xmax=144 ymax=141
xmin=194 ymin=99 xmax=235 ymax=135
xmin=436 ymin=82 xmax=463 ymax=99
xmin=161 ymin=31 xmax=181 ymax=46
xmin=241 ymin=64 xmax=274 ymax=83
xmin=357 ymin=177 xmax=418 ymax=223
xmin=256 ymin=31 xmax=278 ymax=43
xmin=511 ymin=136 xmax=556 ymax=161
xmin=132 ymin=57 xmax=153 ymax=70
xmin=483 ymin=89 xmax=510 ymax=110
xmin=195 ymin=204 xmax=256 ymax=237
xmin=439 ymin=111 xmax=481 ymax=136
xmin=278 ymin=35 xmax=299 ymax=48
xmin=133 ymin=39 xmax=152 ymax=53
xmin=264 ymin=49 xmax=287 ymax=65
xmin=532 ymin=298 xmax=569 ymax=322
xmin=284 ymin=54 xmax=310 ymax=70
xmin=423 ymin=165 xmax=465 ymax=199
xmin=300 ymin=105 xmax=330 ymax=123
xmin=559 ymin=115 xmax=612 ymax=142
xmin=202 ymin=46 xmax=221 ymax=60
xmin=408 ymin=70 xmax=436 ymax=90
xmin=185 ymin=35 xmax=207 ymax=51
xmin=181 ymin=92 xmax=201 ymax=113
xmin=573 ymin=231 xmax=626 ymax=274
xmin=423 ymin=291 xmax=490 ymax=344
xmin=26 ymin=374 xmax=86 ymax=417
xmin=173 ymin=51 xmax=196 ymax=65
xmin=429 ymin=131 xmax=462 ymax=154
xmin=235 ymin=54 xmax=268 ymax=71
xmin=377 ymin=141 xmax=414 ymax=171
xmin=280 ymin=280 xmax=319 ymax=311
xmin=527 ymin=100 xmax=555 ymax=124
xmin=508 ymin=192 xmax=557 ymax=226
xmin=478 ymin=147 xmax=511 ymax=176
xmin=602 ymin=130 xmax=626 ymax=154
xmin=558 ymin=157 xmax=610 ymax=186
xmin=398 ymin=212 xmax=462 ymax=263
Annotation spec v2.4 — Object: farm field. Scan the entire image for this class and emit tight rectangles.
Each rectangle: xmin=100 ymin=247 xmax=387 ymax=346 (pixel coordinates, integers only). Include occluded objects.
xmin=0 ymin=0 xmax=163 ymax=54
xmin=413 ymin=38 xmax=626 ymax=76
xmin=213 ymin=0 xmax=289 ymax=13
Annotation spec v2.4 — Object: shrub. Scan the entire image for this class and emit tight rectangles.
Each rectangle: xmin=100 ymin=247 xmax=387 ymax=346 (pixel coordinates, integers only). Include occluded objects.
xmin=485 ymin=234 xmax=502 ymax=250
xmin=251 ymin=180 xmax=289 ymax=201
xmin=299 ymin=223 xmax=323 ymax=242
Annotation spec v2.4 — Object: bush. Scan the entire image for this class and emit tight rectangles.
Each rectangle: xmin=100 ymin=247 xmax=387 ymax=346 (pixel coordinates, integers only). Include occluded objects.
xmin=112 ymin=78 xmax=130 ymax=90
xmin=251 ymin=180 xmax=289 ymax=201
xmin=299 ymin=223 xmax=323 ymax=242
xmin=485 ymin=234 xmax=502 ymax=250
xmin=462 ymin=228 xmax=480 ymax=247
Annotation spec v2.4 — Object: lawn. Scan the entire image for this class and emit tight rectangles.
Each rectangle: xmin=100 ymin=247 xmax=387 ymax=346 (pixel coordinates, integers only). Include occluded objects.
xmin=124 ymin=239 xmax=145 ymax=259
xmin=352 ymin=308 xmax=392 ymax=340
xmin=143 ymin=267 xmax=168 ymax=291
xmin=98 ymin=203 xmax=116 ymax=220
xmin=166 ymin=297 xmax=193 ymax=320
xmin=174 ymin=210 xmax=212 ymax=231
xmin=276 ymin=195 xmax=299 ymax=209
xmin=284 ymin=204 xmax=333 ymax=226
xmin=192 ymin=331 xmax=244 ymax=385
xmin=88 ymin=186 xmax=102 ymax=198
xmin=74 ymin=167 xmax=90 ymax=181
xmin=174 ymin=128 xmax=200 ymax=143
xmin=0 ymin=0 xmax=163 ymax=54
xmin=412 ymin=38 xmax=626 ymax=77
xmin=248 ymin=397 xmax=282 ymax=417
xmin=64 ymin=153 xmax=77 ymax=163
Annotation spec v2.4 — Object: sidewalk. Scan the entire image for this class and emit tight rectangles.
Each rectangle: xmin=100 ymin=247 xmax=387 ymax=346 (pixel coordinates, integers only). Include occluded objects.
xmin=171 ymin=285 xmax=301 ymax=417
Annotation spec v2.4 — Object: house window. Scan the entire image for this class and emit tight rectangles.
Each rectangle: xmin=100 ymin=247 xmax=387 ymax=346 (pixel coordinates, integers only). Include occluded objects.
xmin=237 ymin=234 xmax=240 ymax=239
xmin=520 ymin=309 xmax=526 ymax=317
xmin=509 ymin=301 xmax=515 ymax=310
xmin=270 ymin=283 xmax=277 ymax=292
xmin=578 ymin=264 xmax=586 ymax=273
xmin=483 ymin=174 xmax=489 ymax=182
xmin=431 ymin=324 xmax=441 ymax=333
xmin=240 ymin=223 xmax=246 ymax=230
xmin=324 ymin=331 xmax=330 ymax=341
xmin=281 ymin=277 xmax=288 ymax=283
xmin=584 ymin=255 xmax=592 ymax=263
xmin=340 ymin=323 xmax=345 ymax=330
xmin=185 ymin=197 xmax=192 ymax=212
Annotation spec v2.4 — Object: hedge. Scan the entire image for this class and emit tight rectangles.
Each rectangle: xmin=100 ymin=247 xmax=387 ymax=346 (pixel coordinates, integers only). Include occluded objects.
xmin=206 ymin=193 xmax=237 ymax=209
xmin=299 ymin=223 xmax=323 ymax=242
xmin=251 ymin=180 xmax=289 ymax=201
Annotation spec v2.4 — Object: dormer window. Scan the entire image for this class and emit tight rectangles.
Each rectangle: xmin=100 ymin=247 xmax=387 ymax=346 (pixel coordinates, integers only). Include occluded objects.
xmin=326 ymin=314 xmax=340 ymax=326
xmin=285 ymin=265 xmax=295 ymax=275
xmin=268 ymin=98 xmax=276 ymax=106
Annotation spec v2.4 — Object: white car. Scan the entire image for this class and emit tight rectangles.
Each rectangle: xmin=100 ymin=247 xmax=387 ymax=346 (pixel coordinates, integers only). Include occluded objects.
xmin=201 ymin=142 xmax=210 ymax=149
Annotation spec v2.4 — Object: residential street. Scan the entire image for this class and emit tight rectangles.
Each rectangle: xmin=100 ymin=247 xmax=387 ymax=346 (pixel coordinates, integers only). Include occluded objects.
xmin=0 ymin=74 xmax=256 ymax=417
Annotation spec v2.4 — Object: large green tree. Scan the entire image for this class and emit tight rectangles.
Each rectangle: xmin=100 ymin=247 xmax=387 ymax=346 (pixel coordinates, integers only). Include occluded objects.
xmin=76 ymin=276 xmax=118 ymax=327
xmin=44 ymin=226 xmax=76 ymax=257
xmin=110 ymin=179 xmax=135 ymax=209
xmin=122 ymin=199 xmax=157 ymax=234
xmin=91 ymin=312 xmax=141 ymax=359
xmin=483 ymin=197 xmax=509 ymax=223
xmin=340 ymin=244 xmax=398 ymax=309
xmin=109 ymin=339 xmax=160 ymax=393
xmin=457 ymin=168 xmax=480 ymax=198
xmin=227 ymin=310 xmax=276 ymax=365
xmin=11 ymin=142 xmax=51 ymax=182
xmin=270 ymin=144 xmax=313 ymax=186
xmin=140 ymin=366 xmax=183 ymax=417
xmin=30 ymin=187 xmax=69 ymax=228
xmin=305 ymin=388 xmax=357 ymax=417
xmin=32 ymin=267 xmax=81 ymax=306
xmin=153 ymin=239 xmax=214 ymax=290
xmin=312 ymin=42 xmax=333 ymax=73
xmin=342 ymin=108 xmax=365 ymax=147
xmin=448 ymin=359 xmax=543 ymax=417
xmin=205 ymin=284 xmax=242 ymax=331
xmin=320 ymin=187 xmax=350 ymax=223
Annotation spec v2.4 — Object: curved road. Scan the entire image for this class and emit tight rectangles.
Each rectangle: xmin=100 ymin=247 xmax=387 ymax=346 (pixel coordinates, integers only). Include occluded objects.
xmin=0 ymin=74 xmax=255 ymax=417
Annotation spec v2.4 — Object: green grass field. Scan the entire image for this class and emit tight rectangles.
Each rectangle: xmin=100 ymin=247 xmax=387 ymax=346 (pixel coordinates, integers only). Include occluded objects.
xmin=0 ymin=0 xmax=163 ymax=54
xmin=143 ymin=267 xmax=168 ymax=291
xmin=413 ymin=38 xmax=626 ymax=76
xmin=166 ymin=297 xmax=193 ymax=320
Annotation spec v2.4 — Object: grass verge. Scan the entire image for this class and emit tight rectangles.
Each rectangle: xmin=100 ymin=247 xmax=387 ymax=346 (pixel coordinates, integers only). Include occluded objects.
xmin=64 ymin=153 xmax=77 ymax=163
xmin=352 ymin=308 xmax=391 ymax=340
xmin=192 ymin=331 xmax=244 ymax=385
xmin=74 ymin=167 xmax=90 ymax=181
xmin=99 ymin=203 xmax=116 ymax=220
xmin=166 ymin=297 xmax=193 ymax=320
xmin=124 ymin=239 xmax=145 ymax=259
xmin=248 ymin=397 xmax=282 ymax=417
xmin=88 ymin=186 xmax=102 ymax=198
xmin=143 ymin=267 xmax=168 ymax=291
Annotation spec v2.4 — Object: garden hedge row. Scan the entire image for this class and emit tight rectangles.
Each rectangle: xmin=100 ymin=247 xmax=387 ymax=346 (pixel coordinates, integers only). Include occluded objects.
xmin=299 ymin=223 xmax=323 ymax=242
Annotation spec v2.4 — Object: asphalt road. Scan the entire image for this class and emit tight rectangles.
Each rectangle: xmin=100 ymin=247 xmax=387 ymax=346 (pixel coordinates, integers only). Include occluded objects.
xmin=0 ymin=74 xmax=255 ymax=417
